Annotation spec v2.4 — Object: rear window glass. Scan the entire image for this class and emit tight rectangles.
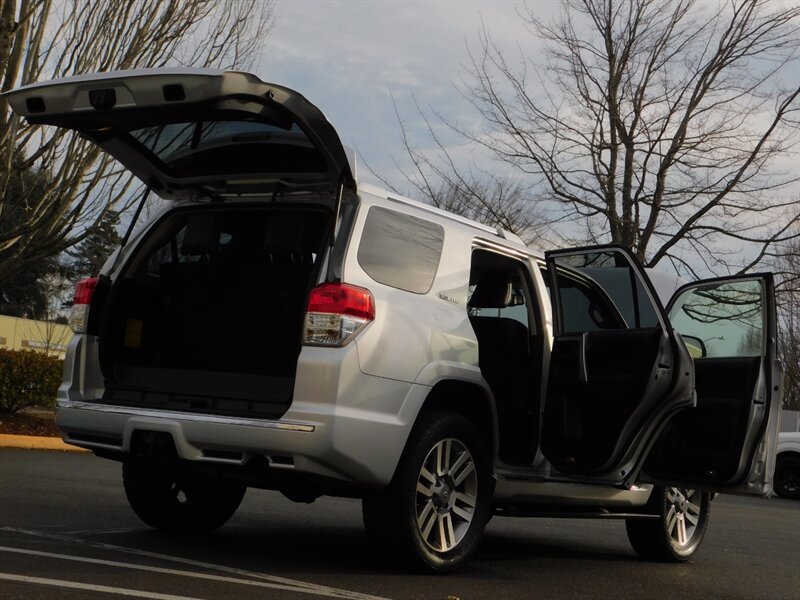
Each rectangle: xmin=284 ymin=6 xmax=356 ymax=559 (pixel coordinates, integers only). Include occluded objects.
xmin=357 ymin=206 xmax=444 ymax=294
xmin=129 ymin=119 xmax=326 ymax=177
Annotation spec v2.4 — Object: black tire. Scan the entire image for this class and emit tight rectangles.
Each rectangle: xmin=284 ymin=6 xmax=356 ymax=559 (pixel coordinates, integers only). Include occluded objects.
xmin=773 ymin=454 xmax=800 ymax=499
xmin=362 ymin=411 xmax=491 ymax=572
xmin=626 ymin=486 xmax=710 ymax=562
xmin=123 ymin=462 xmax=246 ymax=533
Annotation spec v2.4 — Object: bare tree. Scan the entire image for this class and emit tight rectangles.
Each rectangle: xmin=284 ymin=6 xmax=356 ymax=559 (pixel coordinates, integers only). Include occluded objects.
xmin=0 ymin=0 xmax=274 ymax=285
xmin=426 ymin=177 xmax=547 ymax=246
xmin=30 ymin=264 xmax=72 ymax=356
xmin=456 ymin=0 xmax=799 ymax=277
xmin=774 ymin=233 xmax=800 ymax=411
xmin=370 ymin=96 xmax=548 ymax=245
xmin=779 ymin=311 xmax=799 ymax=412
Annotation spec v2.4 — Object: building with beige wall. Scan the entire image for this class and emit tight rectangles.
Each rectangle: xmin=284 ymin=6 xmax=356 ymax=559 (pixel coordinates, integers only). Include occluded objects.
xmin=0 ymin=314 xmax=72 ymax=359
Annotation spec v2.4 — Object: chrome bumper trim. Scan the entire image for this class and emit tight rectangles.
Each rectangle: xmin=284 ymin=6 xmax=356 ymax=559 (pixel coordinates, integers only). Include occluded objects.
xmin=56 ymin=399 xmax=316 ymax=432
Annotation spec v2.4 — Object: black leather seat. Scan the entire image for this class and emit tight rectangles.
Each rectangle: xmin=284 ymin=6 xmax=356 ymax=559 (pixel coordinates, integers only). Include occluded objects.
xmin=469 ymin=270 xmax=535 ymax=464
xmin=159 ymin=214 xmax=222 ymax=369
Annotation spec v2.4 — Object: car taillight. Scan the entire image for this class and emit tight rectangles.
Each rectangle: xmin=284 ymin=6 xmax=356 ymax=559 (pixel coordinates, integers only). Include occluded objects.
xmin=69 ymin=277 xmax=99 ymax=333
xmin=303 ymin=283 xmax=375 ymax=346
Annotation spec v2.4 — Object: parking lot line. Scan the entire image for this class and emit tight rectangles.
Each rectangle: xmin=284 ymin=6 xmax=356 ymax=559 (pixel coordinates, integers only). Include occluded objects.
xmin=63 ymin=527 xmax=146 ymax=535
xmin=0 ymin=527 xmax=388 ymax=600
xmin=0 ymin=572 xmax=204 ymax=599
xmin=0 ymin=545 xmax=369 ymax=598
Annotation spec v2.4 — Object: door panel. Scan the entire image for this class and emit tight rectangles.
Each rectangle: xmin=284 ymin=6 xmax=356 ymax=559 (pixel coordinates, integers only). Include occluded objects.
xmin=543 ymin=328 xmax=664 ymax=472
xmin=542 ymin=246 xmax=694 ymax=483
xmin=644 ymin=274 xmax=780 ymax=495
xmin=645 ymin=357 xmax=761 ymax=482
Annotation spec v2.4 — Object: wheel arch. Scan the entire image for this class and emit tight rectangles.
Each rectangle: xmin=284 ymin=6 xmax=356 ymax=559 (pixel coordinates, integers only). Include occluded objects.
xmin=417 ymin=379 xmax=499 ymax=466
xmin=777 ymin=450 xmax=800 ymax=460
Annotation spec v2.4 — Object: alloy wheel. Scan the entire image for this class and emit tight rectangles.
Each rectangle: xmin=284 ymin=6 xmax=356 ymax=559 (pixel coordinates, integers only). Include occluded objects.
xmin=415 ymin=438 xmax=478 ymax=552
xmin=666 ymin=487 xmax=702 ymax=547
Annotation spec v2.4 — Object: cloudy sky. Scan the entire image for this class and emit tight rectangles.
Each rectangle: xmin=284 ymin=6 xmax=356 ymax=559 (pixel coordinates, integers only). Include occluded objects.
xmin=256 ymin=0 xmax=560 ymax=191
xmin=242 ymin=1 xmax=798 ymax=278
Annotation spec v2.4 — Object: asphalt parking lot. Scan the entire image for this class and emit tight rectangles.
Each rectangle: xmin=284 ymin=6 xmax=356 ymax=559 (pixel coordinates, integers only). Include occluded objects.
xmin=1 ymin=448 xmax=798 ymax=599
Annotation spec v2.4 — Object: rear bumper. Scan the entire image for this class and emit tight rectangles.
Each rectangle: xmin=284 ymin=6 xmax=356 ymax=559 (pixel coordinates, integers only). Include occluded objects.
xmin=57 ymin=399 xmax=324 ymax=471
xmin=57 ymin=336 xmax=426 ymax=489
xmin=56 ymin=391 xmax=416 ymax=488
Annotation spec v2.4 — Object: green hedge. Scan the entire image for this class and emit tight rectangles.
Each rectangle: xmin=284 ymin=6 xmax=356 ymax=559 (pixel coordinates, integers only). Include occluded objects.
xmin=0 ymin=349 xmax=63 ymax=413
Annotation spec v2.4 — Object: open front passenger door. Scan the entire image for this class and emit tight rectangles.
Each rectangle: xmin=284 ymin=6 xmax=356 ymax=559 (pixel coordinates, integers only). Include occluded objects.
xmin=644 ymin=274 xmax=781 ymax=495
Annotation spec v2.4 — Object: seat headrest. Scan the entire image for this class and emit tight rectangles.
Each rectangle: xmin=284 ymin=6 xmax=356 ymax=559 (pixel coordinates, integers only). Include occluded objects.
xmin=469 ymin=270 xmax=513 ymax=308
xmin=265 ymin=212 xmax=305 ymax=255
xmin=181 ymin=214 xmax=219 ymax=256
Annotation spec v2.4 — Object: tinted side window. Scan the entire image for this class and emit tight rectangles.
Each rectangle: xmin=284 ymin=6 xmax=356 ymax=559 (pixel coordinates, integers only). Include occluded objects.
xmin=555 ymin=272 xmax=627 ymax=332
xmin=357 ymin=206 xmax=444 ymax=294
xmin=668 ymin=279 xmax=764 ymax=358
xmin=551 ymin=250 xmax=662 ymax=334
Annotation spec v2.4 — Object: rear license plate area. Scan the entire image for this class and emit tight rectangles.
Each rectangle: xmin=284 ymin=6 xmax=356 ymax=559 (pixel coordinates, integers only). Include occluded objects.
xmin=130 ymin=430 xmax=177 ymax=460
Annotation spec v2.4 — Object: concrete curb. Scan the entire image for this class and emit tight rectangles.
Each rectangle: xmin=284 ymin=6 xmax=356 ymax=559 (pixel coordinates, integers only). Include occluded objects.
xmin=0 ymin=434 xmax=90 ymax=452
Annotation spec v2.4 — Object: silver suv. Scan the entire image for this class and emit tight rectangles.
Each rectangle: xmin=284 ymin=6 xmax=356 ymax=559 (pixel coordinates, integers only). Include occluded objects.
xmin=7 ymin=70 xmax=783 ymax=572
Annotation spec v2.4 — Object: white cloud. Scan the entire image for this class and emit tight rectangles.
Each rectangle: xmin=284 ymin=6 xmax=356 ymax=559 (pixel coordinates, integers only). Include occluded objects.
xmin=259 ymin=0 xmax=558 ymax=188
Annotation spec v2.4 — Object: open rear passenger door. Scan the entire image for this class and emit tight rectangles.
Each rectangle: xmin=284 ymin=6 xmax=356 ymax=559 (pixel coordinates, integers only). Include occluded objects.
xmin=643 ymin=274 xmax=782 ymax=495
xmin=541 ymin=245 xmax=695 ymax=485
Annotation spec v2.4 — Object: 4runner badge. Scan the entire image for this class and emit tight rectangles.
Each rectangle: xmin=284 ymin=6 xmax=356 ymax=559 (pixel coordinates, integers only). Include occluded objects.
xmin=437 ymin=293 xmax=459 ymax=305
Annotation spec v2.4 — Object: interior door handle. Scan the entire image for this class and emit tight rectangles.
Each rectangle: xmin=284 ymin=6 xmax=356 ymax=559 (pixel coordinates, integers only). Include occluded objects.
xmin=578 ymin=332 xmax=588 ymax=383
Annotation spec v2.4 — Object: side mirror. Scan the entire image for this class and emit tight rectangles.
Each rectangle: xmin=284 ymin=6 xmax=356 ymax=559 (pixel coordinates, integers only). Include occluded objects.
xmin=679 ymin=334 xmax=707 ymax=358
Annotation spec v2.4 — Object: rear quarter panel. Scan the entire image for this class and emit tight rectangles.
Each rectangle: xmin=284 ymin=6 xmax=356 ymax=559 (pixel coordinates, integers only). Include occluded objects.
xmin=345 ymin=194 xmax=480 ymax=385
